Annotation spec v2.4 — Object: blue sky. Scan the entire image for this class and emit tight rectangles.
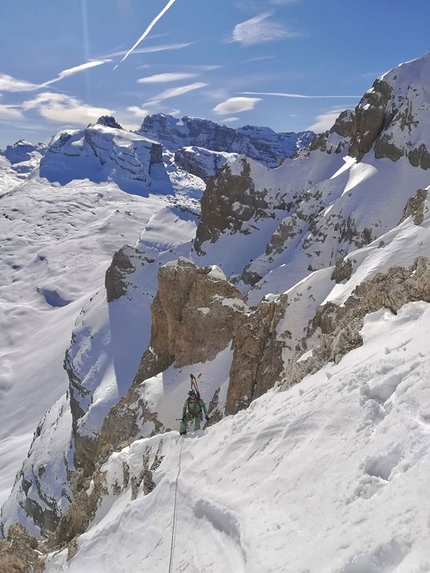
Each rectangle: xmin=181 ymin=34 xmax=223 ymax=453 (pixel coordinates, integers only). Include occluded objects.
xmin=0 ymin=0 xmax=429 ymax=148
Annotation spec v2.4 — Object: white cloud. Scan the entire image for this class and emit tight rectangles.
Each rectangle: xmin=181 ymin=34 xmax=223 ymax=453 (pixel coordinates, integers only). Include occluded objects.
xmin=138 ymin=73 xmax=198 ymax=84
xmin=307 ymin=108 xmax=347 ymax=132
xmin=232 ymin=13 xmax=298 ymax=46
xmin=22 ymin=93 xmax=113 ymax=125
xmin=0 ymin=104 xmax=23 ymax=119
xmin=148 ymin=82 xmax=208 ymax=104
xmin=220 ymin=117 xmax=240 ymax=124
xmin=128 ymin=105 xmax=151 ymax=118
xmin=241 ymin=91 xmax=361 ymax=99
xmin=0 ymin=74 xmax=39 ymax=92
xmin=213 ymin=97 xmax=262 ymax=115
xmin=40 ymin=60 xmax=111 ymax=88
xmin=0 ymin=61 xmax=110 ymax=94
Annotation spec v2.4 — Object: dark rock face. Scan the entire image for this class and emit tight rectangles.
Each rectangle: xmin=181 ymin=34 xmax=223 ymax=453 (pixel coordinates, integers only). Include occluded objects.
xmin=331 ymin=257 xmax=353 ymax=284
xmin=105 ymin=247 xmax=136 ymax=303
xmin=195 ymin=159 xmax=269 ymax=253
xmin=142 ymin=258 xmax=246 ymax=370
xmin=226 ymin=299 xmax=285 ymax=414
xmin=96 ymin=115 xmax=123 ymax=129
xmin=349 ymin=79 xmax=393 ymax=161
xmin=309 ymin=109 xmax=355 ymax=154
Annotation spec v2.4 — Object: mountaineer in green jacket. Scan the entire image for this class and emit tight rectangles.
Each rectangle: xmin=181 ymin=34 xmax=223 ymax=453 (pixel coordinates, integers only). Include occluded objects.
xmin=179 ymin=390 xmax=209 ymax=435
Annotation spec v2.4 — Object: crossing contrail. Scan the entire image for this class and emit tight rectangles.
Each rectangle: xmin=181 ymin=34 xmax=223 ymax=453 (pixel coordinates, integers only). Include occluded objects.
xmin=114 ymin=0 xmax=178 ymax=70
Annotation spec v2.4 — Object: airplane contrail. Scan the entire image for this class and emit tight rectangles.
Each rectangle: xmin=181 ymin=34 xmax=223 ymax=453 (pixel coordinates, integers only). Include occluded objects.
xmin=114 ymin=0 xmax=178 ymax=70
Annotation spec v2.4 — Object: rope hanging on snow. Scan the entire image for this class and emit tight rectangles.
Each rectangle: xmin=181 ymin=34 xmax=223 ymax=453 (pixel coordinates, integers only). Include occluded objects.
xmin=167 ymin=437 xmax=185 ymax=573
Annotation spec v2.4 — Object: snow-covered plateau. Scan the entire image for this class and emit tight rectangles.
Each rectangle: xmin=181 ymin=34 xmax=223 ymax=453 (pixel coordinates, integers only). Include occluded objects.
xmin=1 ymin=54 xmax=430 ymax=573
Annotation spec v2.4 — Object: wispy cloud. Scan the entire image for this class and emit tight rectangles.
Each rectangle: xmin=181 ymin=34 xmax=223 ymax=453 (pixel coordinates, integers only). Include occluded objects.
xmin=213 ymin=97 xmax=262 ymax=115
xmin=220 ymin=117 xmax=239 ymax=123
xmin=105 ymin=43 xmax=192 ymax=59
xmin=148 ymin=82 xmax=207 ymax=104
xmin=22 ymin=92 xmax=113 ymax=124
xmin=232 ymin=13 xmax=298 ymax=46
xmin=0 ymin=103 xmax=23 ymax=119
xmin=138 ymin=73 xmax=198 ymax=84
xmin=0 ymin=74 xmax=39 ymax=92
xmin=40 ymin=60 xmax=111 ymax=88
xmin=241 ymin=91 xmax=361 ymax=99
xmin=245 ymin=55 xmax=276 ymax=63
xmin=269 ymin=0 xmax=299 ymax=4
xmin=0 ymin=60 xmax=110 ymax=93
xmin=307 ymin=107 xmax=349 ymax=132
xmin=114 ymin=0 xmax=179 ymax=69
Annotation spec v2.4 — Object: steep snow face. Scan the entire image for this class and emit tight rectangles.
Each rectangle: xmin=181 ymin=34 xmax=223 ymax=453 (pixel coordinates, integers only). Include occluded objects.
xmin=45 ymin=301 xmax=430 ymax=573
xmin=39 ymin=123 xmax=172 ymax=194
xmin=138 ymin=113 xmax=314 ymax=168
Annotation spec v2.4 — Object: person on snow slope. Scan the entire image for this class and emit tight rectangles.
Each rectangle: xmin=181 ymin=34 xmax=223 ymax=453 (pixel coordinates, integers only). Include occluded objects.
xmin=179 ymin=390 xmax=209 ymax=435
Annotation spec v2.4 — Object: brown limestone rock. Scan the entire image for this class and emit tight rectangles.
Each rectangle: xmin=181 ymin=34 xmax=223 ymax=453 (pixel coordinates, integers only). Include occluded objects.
xmin=0 ymin=523 xmax=44 ymax=573
xmin=398 ymin=189 xmax=428 ymax=226
xmin=146 ymin=258 xmax=246 ymax=370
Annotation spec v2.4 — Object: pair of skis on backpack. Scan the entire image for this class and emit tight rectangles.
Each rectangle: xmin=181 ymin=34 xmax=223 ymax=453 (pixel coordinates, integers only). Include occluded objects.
xmin=178 ymin=374 xmax=210 ymax=435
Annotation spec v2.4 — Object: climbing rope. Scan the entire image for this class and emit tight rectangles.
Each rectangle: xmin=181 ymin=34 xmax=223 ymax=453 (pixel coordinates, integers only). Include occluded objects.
xmin=167 ymin=436 xmax=185 ymax=573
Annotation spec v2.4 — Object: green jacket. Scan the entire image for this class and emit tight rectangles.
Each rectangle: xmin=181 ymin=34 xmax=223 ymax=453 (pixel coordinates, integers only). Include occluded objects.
xmin=183 ymin=396 xmax=208 ymax=418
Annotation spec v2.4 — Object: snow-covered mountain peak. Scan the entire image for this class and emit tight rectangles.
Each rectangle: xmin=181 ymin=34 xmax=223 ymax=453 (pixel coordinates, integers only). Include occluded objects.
xmin=349 ymin=52 xmax=430 ymax=167
xmin=38 ymin=119 xmax=172 ymax=194
xmin=0 ymin=139 xmax=46 ymax=174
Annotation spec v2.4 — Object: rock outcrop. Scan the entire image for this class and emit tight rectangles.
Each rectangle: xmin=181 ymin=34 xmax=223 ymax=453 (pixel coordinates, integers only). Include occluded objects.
xmin=284 ymin=256 xmax=430 ymax=388
xmin=0 ymin=523 xmax=44 ymax=573
xmin=195 ymin=158 xmax=269 ymax=253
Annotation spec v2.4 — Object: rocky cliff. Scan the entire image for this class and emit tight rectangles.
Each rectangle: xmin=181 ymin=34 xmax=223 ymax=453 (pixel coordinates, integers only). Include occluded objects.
xmin=138 ymin=113 xmax=314 ymax=168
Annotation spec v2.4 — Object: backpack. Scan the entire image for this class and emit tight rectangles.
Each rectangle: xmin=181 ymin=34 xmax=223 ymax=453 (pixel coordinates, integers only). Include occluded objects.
xmin=187 ymin=397 xmax=202 ymax=416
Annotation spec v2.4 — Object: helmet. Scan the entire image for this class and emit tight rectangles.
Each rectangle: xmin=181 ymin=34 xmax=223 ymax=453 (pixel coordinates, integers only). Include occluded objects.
xmin=188 ymin=391 xmax=196 ymax=398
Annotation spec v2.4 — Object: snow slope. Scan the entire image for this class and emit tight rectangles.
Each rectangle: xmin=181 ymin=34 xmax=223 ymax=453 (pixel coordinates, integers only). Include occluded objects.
xmin=0 ymin=162 xmax=202 ymax=509
xmin=46 ymin=300 xmax=430 ymax=573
